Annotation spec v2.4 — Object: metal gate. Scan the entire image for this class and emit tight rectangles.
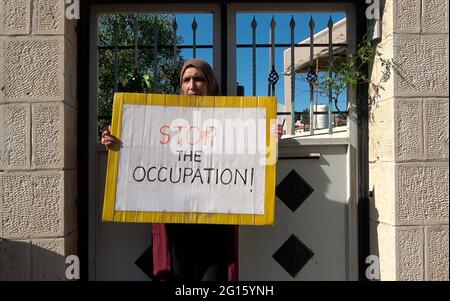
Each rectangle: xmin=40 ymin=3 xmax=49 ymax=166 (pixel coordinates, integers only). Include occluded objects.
xmin=89 ymin=2 xmax=359 ymax=280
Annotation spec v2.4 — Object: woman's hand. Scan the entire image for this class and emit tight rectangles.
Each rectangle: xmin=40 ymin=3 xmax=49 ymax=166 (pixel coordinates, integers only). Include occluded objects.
xmin=271 ymin=124 xmax=285 ymax=141
xmin=101 ymin=125 xmax=120 ymax=150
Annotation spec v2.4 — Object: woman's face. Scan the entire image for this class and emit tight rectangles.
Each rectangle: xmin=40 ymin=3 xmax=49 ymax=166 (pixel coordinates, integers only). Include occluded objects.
xmin=181 ymin=67 xmax=208 ymax=96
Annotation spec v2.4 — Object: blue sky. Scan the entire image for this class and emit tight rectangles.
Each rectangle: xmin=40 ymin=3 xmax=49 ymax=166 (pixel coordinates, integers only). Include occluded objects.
xmin=172 ymin=12 xmax=346 ymax=112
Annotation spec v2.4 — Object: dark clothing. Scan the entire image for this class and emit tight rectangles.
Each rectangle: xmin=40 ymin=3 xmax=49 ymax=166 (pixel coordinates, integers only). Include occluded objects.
xmin=151 ymin=223 xmax=238 ymax=281
xmin=168 ymin=224 xmax=233 ymax=281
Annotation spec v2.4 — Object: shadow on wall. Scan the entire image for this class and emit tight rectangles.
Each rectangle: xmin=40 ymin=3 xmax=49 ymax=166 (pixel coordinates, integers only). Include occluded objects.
xmin=368 ymin=187 xmax=381 ymax=281
xmin=0 ymin=236 xmax=78 ymax=281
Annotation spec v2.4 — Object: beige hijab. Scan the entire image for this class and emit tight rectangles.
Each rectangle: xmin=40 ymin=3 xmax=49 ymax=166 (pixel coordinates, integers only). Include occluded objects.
xmin=180 ymin=58 xmax=221 ymax=96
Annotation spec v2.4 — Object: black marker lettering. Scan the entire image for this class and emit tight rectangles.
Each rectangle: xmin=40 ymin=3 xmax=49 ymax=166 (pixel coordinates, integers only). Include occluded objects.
xmin=221 ymin=168 xmax=233 ymax=185
xmin=169 ymin=167 xmax=181 ymax=183
xmin=158 ymin=167 xmax=167 ymax=182
xmin=147 ymin=166 xmax=157 ymax=182
xmin=133 ymin=166 xmax=145 ymax=182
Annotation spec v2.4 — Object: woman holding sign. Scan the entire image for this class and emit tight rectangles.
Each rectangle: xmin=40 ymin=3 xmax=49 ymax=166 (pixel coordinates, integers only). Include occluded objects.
xmin=102 ymin=58 xmax=283 ymax=281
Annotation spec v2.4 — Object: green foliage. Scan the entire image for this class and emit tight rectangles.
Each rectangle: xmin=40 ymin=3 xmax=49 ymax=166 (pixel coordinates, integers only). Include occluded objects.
xmin=97 ymin=14 xmax=184 ymax=137
xmin=316 ymin=36 xmax=394 ymax=115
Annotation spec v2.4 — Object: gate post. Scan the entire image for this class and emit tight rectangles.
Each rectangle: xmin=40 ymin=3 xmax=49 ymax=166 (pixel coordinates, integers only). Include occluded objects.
xmin=368 ymin=0 xmax=449 ymax=281
xmin=0 ymin=0 xmax=78 ymax=280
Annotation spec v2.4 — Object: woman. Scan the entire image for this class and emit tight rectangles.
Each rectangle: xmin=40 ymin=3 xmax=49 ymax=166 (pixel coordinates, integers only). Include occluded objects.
xmin=102 ymin=58 xmax=283 ymax=280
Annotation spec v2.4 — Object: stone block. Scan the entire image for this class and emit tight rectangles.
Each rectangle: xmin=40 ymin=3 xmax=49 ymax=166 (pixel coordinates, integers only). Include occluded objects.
xmin=0 ymin=36 xmax=64 ymax=102
xmin=32 ymin=102 xmax=64 ymax=168
xmin=31 ymin=237 xmax=65 ymax=280
xmin=31 ymin=231 xmax=78 ymax=281
xmin=31 ymin=103 xmax=77 ymax=169
xmin=368 ymin=98 xmax=394 ymax=162
xmin=65 ymin=230 xmax=78 ymax=258
xmin=370 ymin=37 xmax=395 ymax=102
xmin=369 ymin=162 xmax=376 ymax=192
xmin=425 ymin=226 xmax=449 ymax=280
xmin=64 ymin=169 xmax=77 ymax=235
xmin=368 ymin=120 xmax=378 ymax=163
xmin=64 ymin=38 xmax=77 ymax=108
xmin=371 ymin=162 xmax=396 ymax=225
xmin=393 ymin=0 xmax=421 ymax=33
xmin=395 ymin=98 xmax=423 ymax=161
xmin=0 ymin=239 xmax=31 ymax=280
xmin=394 ymin=35 xmax=449 ymax=97
xmin=65 ymin=19 xmax=78 ymax=48
xmin=369 ymin=162 xmax=377 ymax=222
xmin=423 ymin=0 xmax=448 ymax=33
xmin=380 ymin=0 xmax=393 ymax=40
xmin=424 ymin=99 xmax=449 ymax=160
xmin=32 ymin=0 xmax=65 ymax=35
xmin=0 ymin=171 xmax=64 ymax=238
xmin=0 ymin=103 xmax=30 ymax=169
xmin=397 ymin=163 xmax=449 ymax=225
xmin=396 ymin=226 xmax=424 ymax=281
xmin=64 ymin=105 xmax=77 ymax=169
xmin=0 ymin=0 xmax=30 ymax=35
xmin=370 ymin=222 xmax=396 ymax=280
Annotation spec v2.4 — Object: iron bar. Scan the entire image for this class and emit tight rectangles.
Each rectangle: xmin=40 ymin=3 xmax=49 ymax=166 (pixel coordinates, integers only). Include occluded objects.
xmin=268 ymin=16 xmax=279 ymax=96
xmin=270 ymin=17 xmax=275 ymax=74
xmin=133 ymin=14 xmax=139 ymax=75
xmin=308 ymin=16 xmax=315 ymax=136
xmin=113 ymin=17 xmax=119 ymax=93
xmin=276 ymin=111 xmax=348 ymax=115
xmin=290 ymin=15 xmax=296 ymax=135
xmin=328 ymin=16 xmax=334 ymax=134
xmin=172 ymin=17 xmax=178 ymax=61
xmin=251 ymin=16 xmax=257 ymax=97
xmin=98 ymin=43 xmax=346 ymax=50
xmin=192 ymin=17 xmax=198 ymax=58
xmin=172 ymin=17 xmax=179 ymax=91
xmin=152 ymin=16 xmax=158 ymax=93
xmin=236 ymin=43 xmax=346 ymax=48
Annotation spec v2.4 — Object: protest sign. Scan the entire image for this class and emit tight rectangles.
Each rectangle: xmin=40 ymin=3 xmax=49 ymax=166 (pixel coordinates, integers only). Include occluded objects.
xmin=102 ymin=93 xmax=277 ymax=225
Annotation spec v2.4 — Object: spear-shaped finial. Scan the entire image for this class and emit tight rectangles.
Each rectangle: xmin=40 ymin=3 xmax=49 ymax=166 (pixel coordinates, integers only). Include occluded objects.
xmin=290 ymin=15 xmax=296 ymax=28
xmin=309 ymin=15 xmax=315 ymax=29
xmin=251 ymin=15 xmax=257 ymax=29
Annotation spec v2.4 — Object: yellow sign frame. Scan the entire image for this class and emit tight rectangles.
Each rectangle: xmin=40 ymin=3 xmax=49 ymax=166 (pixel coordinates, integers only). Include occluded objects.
xmin=102 ymin=93 xmax=277 ymax=225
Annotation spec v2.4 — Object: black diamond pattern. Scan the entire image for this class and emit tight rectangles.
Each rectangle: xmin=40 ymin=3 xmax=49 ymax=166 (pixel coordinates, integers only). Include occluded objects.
xmin=268 ymin=67 xmax=279 ymax=86
xmin=306 ymin=70 xmax=318 ymax=83
xmin=272 ymin=234 xmax=314 ymax=278
xmin=276 ymin=169 xmax=314 ymax=212
xmin=135 ymin=245 xmax=158 ymax=281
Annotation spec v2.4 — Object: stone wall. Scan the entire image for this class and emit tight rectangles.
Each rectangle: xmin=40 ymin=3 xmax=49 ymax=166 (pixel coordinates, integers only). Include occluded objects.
xmin=369 ymin=0 xmax=448 ymax=280
xmin=0 ymin=0 xmax=78 ymax=280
